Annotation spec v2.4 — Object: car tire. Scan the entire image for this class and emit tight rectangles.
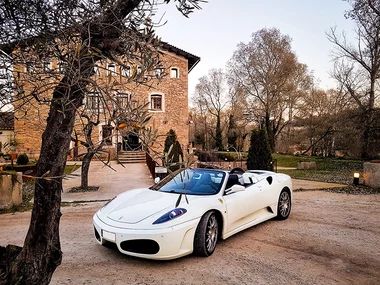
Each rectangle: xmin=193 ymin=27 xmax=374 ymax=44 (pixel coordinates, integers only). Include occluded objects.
xmin=194 ymin=211 xmax=218 ymax=257
xmin=276 ymin=189 xmax=291 ymax=220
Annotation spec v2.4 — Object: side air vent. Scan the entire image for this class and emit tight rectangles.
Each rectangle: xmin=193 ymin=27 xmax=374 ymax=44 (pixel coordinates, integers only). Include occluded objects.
xmin=266 ymin=176 xmax=273 ymax=185
xmin=94 ymin=227 xmax=101 ymax=242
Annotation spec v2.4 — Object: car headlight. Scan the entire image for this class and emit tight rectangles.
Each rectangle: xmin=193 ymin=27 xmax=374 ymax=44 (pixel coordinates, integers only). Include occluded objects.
xmin=153 ymin=208 xmax=187 ymax=224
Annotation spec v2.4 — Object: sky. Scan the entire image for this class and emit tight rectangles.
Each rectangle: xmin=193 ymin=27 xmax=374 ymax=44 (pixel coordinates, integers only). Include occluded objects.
xmin=154 ymin=0 xmax=357 ymax=101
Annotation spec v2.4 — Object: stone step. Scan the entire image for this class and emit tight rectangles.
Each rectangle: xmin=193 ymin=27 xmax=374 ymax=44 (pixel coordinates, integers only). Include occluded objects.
xmin=118 ymin=155 xmax=146 ymax=159
xmin=117 ymin=151 xmax=146 ymax=163
xmin=118 ymin=160 xmax=146 ymax=164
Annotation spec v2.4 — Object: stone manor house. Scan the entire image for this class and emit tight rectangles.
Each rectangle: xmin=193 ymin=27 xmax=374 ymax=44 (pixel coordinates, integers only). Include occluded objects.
xmin=8 ymin=42 xmax=200 ymax=161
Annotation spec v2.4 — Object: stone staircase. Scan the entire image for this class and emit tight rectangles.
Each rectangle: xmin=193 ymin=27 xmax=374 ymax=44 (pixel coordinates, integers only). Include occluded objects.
xmin=117 ymin=151 xmax=146 ymax=164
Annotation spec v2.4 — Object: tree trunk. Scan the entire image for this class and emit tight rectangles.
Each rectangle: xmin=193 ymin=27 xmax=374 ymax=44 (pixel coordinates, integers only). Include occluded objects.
xmin=215 ymin=114 xmax=223 ymax=151
xmin=81 ymin=152 xmax=95 ymax=189
xmin=5 ymin=82 xmax=84 ymax=285
xmin=265 ymin=113 xmax=275 ymax=152
xmin=1 ymin=53 xmax=95 ymax=284
xmin=361 ymin=77 xmax=375 ymax=159
xmin=0 ymin=1 xmax=151 ymax=282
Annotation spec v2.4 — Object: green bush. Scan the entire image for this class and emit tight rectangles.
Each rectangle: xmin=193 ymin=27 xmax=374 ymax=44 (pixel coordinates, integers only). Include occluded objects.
xmin=216 ymin=152 xmax=235 ymax=162
xmin=247 ymin=129 xmax=272 ymax=170
xmin=164 ymin=129 xmax=183 ymax=171
xmin=17 ymin=153 xmax=29 ymax=165
xmin=194 ymin=150 xmax=213 ymax=162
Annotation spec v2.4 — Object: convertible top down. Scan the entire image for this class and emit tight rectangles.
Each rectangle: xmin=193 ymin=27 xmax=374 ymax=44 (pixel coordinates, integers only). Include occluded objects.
xmin=93 ymin=167 xmax=292 ymax=260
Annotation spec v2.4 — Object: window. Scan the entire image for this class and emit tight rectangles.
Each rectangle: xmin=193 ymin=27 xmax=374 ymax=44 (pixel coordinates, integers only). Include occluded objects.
xmin=93 ymin=64 xmax=100 ymax=76
xmin=85 ymin=92 xmax=101 ymax=110
xmin=107 ymin=63 xmax=116 ymax=76
xmin=116 ymin=92 xmax=130 ymax=109
xmin=154 ymin=68 xmax=162 ymax=79
xmin=43 ymin=61 xmax=52 ymax=72
xmin=121 ymin=65 xmax=130 ymax=77
xmin=137 ymin=66 xmax=142 ymax=75
xmin=58 ymin=62 xmax=66 ymax=74
xmin=170 ymin=67 xmax=179 ymax=78
xmin=150 ymin=94 xmax=163 ymax=111
xmin=102 ymin=125 xmax=113 ymax=145
xmin=26 ymin=62 xmax=35 ymax=73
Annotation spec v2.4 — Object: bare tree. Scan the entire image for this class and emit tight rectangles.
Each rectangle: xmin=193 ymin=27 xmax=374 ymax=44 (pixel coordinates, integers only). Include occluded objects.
xmin=295 ymin=88 xmax=350 ymax=156
xmin=226 ymin=83 xmax=248 ymax=151
xmin=0 ymin=1 xmax=203 ymax=284
xmin=193 ymin=68 xmax=228 ymax=150
xmin=228 ymin=28 xmax=312 ymax=151
xmin=327 ymin=0 xmax=380 ymax=158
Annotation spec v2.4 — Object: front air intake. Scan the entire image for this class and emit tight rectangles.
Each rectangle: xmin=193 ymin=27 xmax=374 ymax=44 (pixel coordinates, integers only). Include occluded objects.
xmin=120 ymin=239 xmax=160 ymax=254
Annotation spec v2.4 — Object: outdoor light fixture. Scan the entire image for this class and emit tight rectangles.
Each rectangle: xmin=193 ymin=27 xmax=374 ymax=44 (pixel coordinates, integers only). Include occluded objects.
xmin=353 ymin=172 xmax=360 ymax=185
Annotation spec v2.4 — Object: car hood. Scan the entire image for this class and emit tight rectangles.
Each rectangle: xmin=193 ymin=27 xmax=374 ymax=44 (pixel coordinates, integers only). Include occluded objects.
xmin=105 ymin=188 xmax=188 ymax=224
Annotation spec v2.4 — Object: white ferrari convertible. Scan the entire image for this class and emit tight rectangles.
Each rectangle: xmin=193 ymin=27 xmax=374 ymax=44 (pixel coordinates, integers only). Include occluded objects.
xmin=93 ymin=167 xmax=292 ymax=260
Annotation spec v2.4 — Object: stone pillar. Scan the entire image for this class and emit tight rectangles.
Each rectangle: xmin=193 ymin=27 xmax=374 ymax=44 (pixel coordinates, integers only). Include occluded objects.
xmin=0 ymin=172 xmax=23 ymax=210
xmin=297 ymin=162 xmax=317 ymax=170
xmin=363 ymin=162 xmax=380 ymax=188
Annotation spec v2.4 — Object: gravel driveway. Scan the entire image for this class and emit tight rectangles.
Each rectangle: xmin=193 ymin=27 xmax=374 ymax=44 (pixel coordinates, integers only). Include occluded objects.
xmin=1 ymin=191 xmax=379 ymax=285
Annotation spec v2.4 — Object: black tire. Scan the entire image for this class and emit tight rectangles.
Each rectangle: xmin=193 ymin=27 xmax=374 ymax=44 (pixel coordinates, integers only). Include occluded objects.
xmin=276 ymin=189 xmax=291 ymax=220
xmin=194 ymin=211 xmax=219 ymax=257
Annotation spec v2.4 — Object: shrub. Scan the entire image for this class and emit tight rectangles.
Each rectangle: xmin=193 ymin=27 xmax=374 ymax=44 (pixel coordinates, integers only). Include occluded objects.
xmin=216 ymin=152 xmax=235 ymax=162
xmin=247 ymin=129 xmax=272 ymax=170
xmin=164 ymin=129 xmax=183 ymax=170
xmin=17 ymin=153 xmax=29 ymax=165
xmin=194 ymin=150 xmax=213 ymax=162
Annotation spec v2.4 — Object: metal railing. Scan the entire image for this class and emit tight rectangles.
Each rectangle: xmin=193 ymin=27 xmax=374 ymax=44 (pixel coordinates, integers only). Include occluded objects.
xmin=146 ymin=152 xmax=157 ymax=178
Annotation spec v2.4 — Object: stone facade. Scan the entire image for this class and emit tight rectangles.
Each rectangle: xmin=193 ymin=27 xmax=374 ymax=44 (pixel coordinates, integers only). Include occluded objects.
xmin=13 ymin=44 xmax=199 ymax=160
xmin=0 ymin=112 xmax=14 ymax=153
xmin=0 ymin=173 xmax=22 ymax=210
xmin=363 ymin=162 xmax=380 ymax=188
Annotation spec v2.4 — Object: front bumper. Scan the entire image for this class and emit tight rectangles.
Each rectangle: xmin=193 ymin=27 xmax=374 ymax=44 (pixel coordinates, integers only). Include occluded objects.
xmin=93 ymin=213 xmax=199 ymax=260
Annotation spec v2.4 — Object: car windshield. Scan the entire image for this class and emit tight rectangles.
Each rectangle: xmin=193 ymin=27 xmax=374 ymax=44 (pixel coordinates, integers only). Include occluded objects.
xmin=151 ymin=169 xmax=226 ymax=195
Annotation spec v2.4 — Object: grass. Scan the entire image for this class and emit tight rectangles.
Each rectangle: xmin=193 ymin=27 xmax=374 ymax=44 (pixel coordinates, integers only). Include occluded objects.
xmin=64 ymin=164 xmax=81 ymax=175
xmin=272 ymin=154 xmax=363 ymax=185
xmin=272 ymin=154 xmax=300 ymax=167
xmin=0 ymin=164 xmax=82 ymax=214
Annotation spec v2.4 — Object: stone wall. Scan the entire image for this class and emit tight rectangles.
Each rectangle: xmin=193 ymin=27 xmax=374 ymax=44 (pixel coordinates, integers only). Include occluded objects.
xmin=363 ymin=162 xmax=380 ymax=188
xmin=297 ymin=161 xmax=317 ymax=170
xmin=0 ymin=173 xmax=22 ymax=210
xmin=14 ymin=49 xmax=190 ymax=158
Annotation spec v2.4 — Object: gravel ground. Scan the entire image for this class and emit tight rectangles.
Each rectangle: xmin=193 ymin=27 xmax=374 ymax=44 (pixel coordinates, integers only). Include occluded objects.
xmin=1 ymin=191 xmax=379 ymax=285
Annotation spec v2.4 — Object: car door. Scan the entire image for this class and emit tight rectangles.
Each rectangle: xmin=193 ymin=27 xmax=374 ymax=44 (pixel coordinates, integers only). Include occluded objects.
xmin=223 ymin=181 xmax=266 ymax=234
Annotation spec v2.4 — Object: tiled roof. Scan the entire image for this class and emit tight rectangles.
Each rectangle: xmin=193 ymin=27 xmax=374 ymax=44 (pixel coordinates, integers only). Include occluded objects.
xmin=0 ymin=112 xmax=14 ymax=130
xmin=161 ymin=42 xmax=200 ymax=72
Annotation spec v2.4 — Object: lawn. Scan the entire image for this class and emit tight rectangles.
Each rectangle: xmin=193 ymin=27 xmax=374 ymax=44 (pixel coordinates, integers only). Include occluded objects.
xmin=273 ymin=154 xmax=363 ymax=185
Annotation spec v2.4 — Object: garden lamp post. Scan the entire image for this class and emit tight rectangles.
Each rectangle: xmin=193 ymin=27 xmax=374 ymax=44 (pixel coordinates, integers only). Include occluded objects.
xmin=353 ymin=172 xmax=360 ymax=185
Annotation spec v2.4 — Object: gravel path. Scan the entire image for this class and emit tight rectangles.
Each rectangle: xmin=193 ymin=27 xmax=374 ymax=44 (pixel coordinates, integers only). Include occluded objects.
xmin=1 ymin=191 xmax=379 ymax=285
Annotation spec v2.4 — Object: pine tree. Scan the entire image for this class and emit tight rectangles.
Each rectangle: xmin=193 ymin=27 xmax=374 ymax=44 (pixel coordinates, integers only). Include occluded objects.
xmin=164 ymin=129 xmax=183 ymax=170
xmin=247 ymin=129 xmax=273 ymax=170
xmin=215 ymin=116 xmax=223 ymax=150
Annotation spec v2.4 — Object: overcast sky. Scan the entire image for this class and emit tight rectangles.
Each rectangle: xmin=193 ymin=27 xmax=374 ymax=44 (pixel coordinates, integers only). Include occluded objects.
xmin=155 ymin=0 xmax=357 ymax=101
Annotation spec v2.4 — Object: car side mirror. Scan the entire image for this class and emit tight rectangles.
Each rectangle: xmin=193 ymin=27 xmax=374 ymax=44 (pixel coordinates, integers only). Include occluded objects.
xmin=225 ymin=184 xmax=245 ymax=195
xmin=154 ymin=177 xmax=160 ymax=184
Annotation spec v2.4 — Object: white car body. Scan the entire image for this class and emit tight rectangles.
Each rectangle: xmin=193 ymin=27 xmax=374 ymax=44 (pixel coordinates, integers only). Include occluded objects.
xmin=93 ymin=168 xmax=292 ymax=260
